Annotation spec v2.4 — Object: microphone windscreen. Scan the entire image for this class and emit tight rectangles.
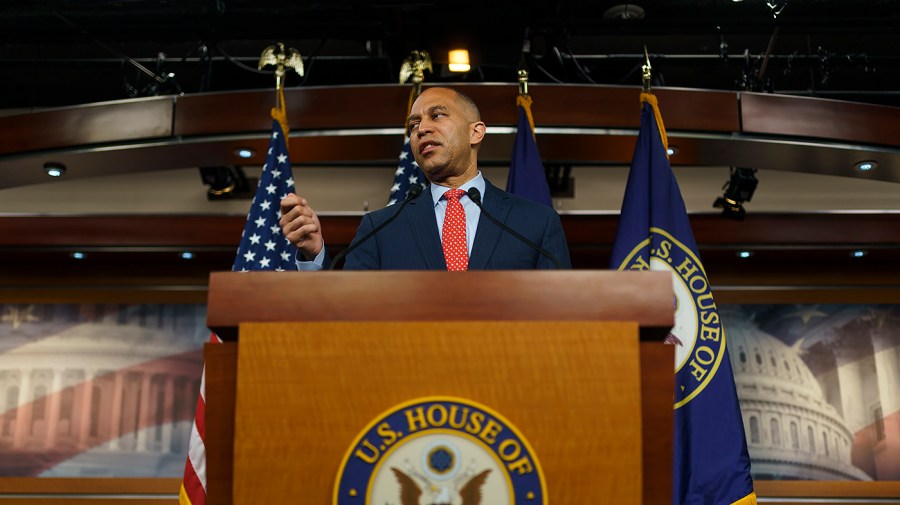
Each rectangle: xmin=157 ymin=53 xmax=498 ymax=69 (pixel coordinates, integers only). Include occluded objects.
xmin=466 ymin=186 xmax=482 ymax=204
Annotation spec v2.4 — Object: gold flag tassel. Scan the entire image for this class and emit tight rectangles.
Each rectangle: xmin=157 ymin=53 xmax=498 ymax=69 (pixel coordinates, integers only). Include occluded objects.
xmin=731 ymin=492 xmax=759 ymax=505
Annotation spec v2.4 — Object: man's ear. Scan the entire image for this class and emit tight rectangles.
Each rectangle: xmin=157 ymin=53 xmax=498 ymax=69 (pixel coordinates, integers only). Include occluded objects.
xmin=470 ymin=121 xmax=486 ymax=146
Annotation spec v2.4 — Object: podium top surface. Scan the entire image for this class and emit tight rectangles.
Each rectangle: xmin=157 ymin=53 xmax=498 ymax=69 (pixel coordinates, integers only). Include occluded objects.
xmin=207 ymin=270 xmax=674 ymax=341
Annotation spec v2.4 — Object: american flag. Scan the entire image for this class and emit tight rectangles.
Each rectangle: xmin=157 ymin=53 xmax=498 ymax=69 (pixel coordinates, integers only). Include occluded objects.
xmin=232 ymin=120 xmax=300 ymax=272
xmin=180 ymin=118 xmax=298 ymax=505
xmin=387 ymin=136 xmax=427 ymax=206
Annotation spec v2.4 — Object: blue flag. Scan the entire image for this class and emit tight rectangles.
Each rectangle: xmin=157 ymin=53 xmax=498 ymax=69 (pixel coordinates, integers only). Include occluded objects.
xmin=387 ymin=136 xmax=427 ymax=206
xmin=506 ymin=95 xmax=552 ymax=207
xmin=232 ymin=119 xmax=299 ymax=272
xmin=610 ymin=95 xmax=755 ymax=505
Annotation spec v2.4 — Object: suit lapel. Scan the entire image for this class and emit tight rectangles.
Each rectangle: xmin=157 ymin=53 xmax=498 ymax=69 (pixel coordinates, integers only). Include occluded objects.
xmin=469 ymin=181 xmax=510 ymax=270
xmin=406 ymin=189 xmax=446 ymax=269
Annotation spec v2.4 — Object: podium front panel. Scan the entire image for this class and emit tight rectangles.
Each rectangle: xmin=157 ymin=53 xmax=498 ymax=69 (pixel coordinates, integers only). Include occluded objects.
xmin=232 ymin=321 xmax=643 ymax=505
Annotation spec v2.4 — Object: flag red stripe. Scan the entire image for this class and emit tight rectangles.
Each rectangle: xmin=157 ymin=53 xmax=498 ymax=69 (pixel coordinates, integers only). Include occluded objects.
xmin=180 ymin=458 xmax=205 ymax=505
xmin=192 ymin=390 xmax=206 ymax=444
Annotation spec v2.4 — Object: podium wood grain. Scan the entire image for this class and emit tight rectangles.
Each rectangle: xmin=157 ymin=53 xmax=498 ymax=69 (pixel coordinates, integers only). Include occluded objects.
xmin=233 ymin=321 xmax=643 ymax=505
xmin=206 ymin=271 xmax=674 ymax=505
xmin=207 ymin=271 xmax=674 ymax=342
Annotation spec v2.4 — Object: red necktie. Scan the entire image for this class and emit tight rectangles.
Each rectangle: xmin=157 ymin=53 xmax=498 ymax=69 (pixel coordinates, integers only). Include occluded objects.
xmin=442 ymin=188 xmax=468 ymax=271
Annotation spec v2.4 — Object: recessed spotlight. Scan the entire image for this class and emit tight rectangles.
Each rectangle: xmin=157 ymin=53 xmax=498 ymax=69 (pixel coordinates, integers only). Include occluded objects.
xmin=850 ymin=250 xmax=867 ymax=258
xmin=854 ymin=160 xmax=877 ymax=172
xmin=235 ymin=148 xmax=256 ymax=159
xmin=667 ymin=145 xmax=679 ymax=156
xmin=71 ymin=252 xmax=85 ymax=260
xmin=181 ymin=251 xmax=194 ymax=260
xmin=737 ymin=250 xmax=753 ymax=259
xmin=44 ymin=162 xmax=66 ymax=177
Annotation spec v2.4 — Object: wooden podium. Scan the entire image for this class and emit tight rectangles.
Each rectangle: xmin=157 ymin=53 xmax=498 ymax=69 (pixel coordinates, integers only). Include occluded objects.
xmin=205 ymin=270 xmax=675 ymax=505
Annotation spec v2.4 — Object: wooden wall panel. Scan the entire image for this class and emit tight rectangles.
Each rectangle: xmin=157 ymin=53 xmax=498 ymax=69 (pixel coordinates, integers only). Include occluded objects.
xmin=0 ymin=477 xmax=179 ymax=504
xmin=4 ymin=213 xmax=900 ymax=248
xmin=173 ymin=84 xmax=741 ymax=138
xmin=741 ymin=92 xmax=900 ymax=147
xmin=3 ymin=214 xmax=900 ymax=299
xmin=0 ymin=97 xmax=173 ymax=155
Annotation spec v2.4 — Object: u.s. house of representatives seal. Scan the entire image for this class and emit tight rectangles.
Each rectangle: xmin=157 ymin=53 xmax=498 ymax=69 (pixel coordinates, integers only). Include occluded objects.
xmin=333 ymin=396 xmax=547 ymax=505
xmin=616 ymin=227 xmax=727 ymax=409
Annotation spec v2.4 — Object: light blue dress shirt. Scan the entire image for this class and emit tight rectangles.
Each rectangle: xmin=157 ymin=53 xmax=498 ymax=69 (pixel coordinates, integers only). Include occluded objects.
xmin=429 ymin=172 xmax=484 ymax=257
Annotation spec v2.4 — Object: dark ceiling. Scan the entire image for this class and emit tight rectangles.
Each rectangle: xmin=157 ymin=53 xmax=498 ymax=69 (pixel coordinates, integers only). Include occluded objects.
xmin=1 ymin=0 xmax=898 ymax=109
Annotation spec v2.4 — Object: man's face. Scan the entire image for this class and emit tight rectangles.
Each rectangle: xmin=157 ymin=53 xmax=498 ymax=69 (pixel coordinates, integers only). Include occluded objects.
xmin=407 ymin=88 xmax=484 ymax=185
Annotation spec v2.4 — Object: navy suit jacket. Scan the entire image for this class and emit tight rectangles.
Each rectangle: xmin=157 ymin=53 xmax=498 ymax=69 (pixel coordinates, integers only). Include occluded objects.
xmin=334 ymin=180 xmax=571 ymax=270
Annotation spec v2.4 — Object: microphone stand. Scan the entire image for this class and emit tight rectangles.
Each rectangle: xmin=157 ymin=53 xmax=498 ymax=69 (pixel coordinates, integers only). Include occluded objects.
xmin=466 ymin=187 xmax=562 ymax=269
xmin=328 ymin=184 xmax=424 ymax=270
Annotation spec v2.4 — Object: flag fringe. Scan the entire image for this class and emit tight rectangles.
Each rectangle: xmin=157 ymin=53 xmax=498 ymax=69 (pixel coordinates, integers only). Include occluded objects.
xmin=639 ymin=92 xmax=669 ymax=155
xmin=516 ymin=94 xmax=537 ymax=140
xmin=731 ymin=491 xmax=758 ymax=505
xmin=178 ymin=484 xmax=193 ymax=505
xmin=271 ymin=87 xmax=289 ymax=148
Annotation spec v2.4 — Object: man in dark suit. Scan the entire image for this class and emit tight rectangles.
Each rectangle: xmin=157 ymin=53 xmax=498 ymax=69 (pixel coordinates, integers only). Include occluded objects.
xmin=279 ymin=86 xmax=571 ymax=270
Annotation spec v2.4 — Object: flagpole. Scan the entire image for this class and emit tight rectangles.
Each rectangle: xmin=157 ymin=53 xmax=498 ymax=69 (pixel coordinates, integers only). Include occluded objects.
xmin=387 ymin=51 xmax=432 ymax=206
xmin=642 ymin=45 xmax=652 ymax=93
xmin=399 ymin=50 xmax=432 ymax=116
xmin=179 ymin=42 xmax=306 ymax=505
xmin=616 ymin=46 xmax=757 ymax=505
xmin=516 ymin=68 xmax=537 ymax=140
xmin=640 ymin=45 xmax=669 ymax=155
xmin=507 ymin=55 xmax=553 ymax=206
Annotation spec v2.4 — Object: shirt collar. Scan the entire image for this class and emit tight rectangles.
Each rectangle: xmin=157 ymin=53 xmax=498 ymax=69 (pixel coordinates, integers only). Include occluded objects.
xmin=430 ymin=172 xmax=485 ymax=207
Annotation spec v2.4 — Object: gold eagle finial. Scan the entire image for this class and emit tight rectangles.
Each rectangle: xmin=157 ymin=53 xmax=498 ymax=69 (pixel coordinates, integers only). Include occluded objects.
xmin=642 ymin=45 xmax=652 ymax=92
xmin=258 ymin=42 xmax=304 ymax=91
xmin=399 ymin=50 xmax=432 ymax=97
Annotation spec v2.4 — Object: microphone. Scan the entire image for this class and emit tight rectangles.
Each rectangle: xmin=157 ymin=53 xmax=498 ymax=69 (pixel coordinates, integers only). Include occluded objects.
xmin=466 ymin=187 xmax=562 ymax=269
xmin=328 ymin=184 xmax=423 ymax=270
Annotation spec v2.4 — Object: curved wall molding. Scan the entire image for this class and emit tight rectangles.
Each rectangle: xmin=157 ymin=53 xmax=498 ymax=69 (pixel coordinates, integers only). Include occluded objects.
xmin=1 ymin=84 xmax=898 ymax=190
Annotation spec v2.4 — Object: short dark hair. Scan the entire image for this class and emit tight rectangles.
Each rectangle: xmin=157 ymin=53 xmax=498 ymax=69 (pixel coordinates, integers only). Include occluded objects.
xmin=426 ymin=86 xmax=481 ymax=122
xmin=451 ymin=88 xmax=482 ymax=122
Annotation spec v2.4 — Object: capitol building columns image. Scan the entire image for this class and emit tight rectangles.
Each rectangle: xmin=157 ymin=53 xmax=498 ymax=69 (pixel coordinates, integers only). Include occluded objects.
xmin=0 ymin=304 xmax=206 ymax=476
xmin=726 ymin=306 xmax=900 ymax=481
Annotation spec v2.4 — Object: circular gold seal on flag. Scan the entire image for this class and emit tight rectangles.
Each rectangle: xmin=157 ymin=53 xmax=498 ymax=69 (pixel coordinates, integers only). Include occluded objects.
xmin=616 ymin=227 xmax=727 ymax=409
xmin=333 ymin=396 xmax=547 ymax=505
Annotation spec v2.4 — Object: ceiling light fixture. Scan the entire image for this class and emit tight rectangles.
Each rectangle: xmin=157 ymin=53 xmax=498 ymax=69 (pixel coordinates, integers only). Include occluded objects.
xmin=71 ymin=252 xmax=85 ymax=260
xmin=44 ymin=162 xmax=66 ymax=177
xmin=851 ymin=250 xmax=867 ymax=258
xmin=235 ymin=148 xmax=256 ymax=159
xmin=854 ymin=160 xmax=877 ymax=172
xmin=602 ymin=4 xmax=645 ymax=19
xmin=667 ymin=145 xmax=679 ymax=156
xmin=737 ymin=251 xmax=753 ymax=259
xmin=181 ymin=251 xmax=194 ymax=260
xmin=199 ymin=166 xmax=253 ymax=200
xmin=448 ymin=49 xmax=470 ymax=72
xmin=713 ymin=167 xmax=758 ymax=221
